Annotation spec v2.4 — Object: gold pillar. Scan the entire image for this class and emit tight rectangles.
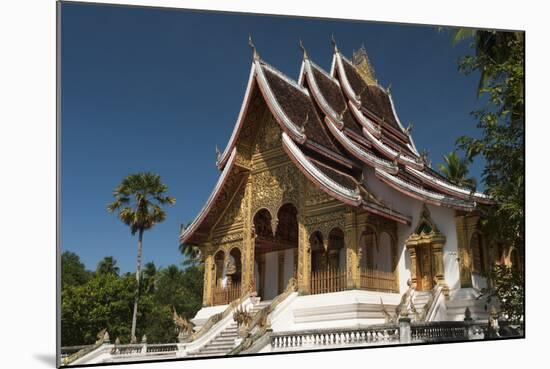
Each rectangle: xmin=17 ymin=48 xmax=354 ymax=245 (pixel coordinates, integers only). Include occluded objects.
xmin=408 ymin=246 xmax=417 ymax=289
xmin=454 ymin=213 xmax=479 ymax=288
xmin=344 ymin=209 xmax=359 ymax=289
xmin=297 ymin=177 xmax=310 ymax=294
xmin=202 ymin=243 xmax=215 ymax=306
xmin=293 ymin=247 xmax=298 ymax=278
xmin=431 ymin=237 xmax=446 ymax=284
xmin=242 ymin=178 xmax=256 ymax=295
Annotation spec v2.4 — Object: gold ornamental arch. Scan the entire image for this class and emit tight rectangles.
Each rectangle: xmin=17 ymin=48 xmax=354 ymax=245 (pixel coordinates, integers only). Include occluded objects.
xmin=405 ymin=205 xmax=447 ymax=292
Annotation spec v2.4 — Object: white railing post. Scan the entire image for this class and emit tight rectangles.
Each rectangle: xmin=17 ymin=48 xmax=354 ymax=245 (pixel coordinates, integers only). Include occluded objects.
xmin=399 ymin=317 xmax=411 ymax=344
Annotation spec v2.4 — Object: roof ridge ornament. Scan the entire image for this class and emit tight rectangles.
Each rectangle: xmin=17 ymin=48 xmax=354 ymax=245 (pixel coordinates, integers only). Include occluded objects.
xmin=405 ymin=122 xmax=413 ymax=135
xmin=420 ymin=149 xmax=431 ymax=167
xmin=338 ymin=104 xmax=348 ymax=121
xmin=386 ymin=82 xmax=392 ymax=95
xmin=331 ymin=34 xmax=339 ymax=53
xmin=215 ymin=145 xmax=221 ymax=162
xmin=393 ymin=150 xmax=402 ymax=167
xmin=352 ymin=45 xmax=378 ymax=85
xmin=299 ymin=39 xmax=309 ymax=60
xmin=299 ymin=113 xmax=308 ymax=134
xmin=248 ymin=34 xmax=260 ymax=61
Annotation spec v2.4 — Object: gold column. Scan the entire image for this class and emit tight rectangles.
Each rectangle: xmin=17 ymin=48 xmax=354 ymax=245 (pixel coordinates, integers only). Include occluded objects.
xmin=293 ymin=248 xmax=298 ymax=278
xmin=408 ymin=247 xmax=417 ymax=289
xmin=344 ymin=209 xmax=359 ymax=289
xmin=454 ymin=214 xmax=473 ymax=288
xmin=297 ymin=177 xmax=311 ymax=294
xmin=202 ymin=243 xmax=214 ymax=306
xmin=431 ymin=236 xmax=446 ymax=284
xmin=242 ymin=178 xmax=256 ymax=295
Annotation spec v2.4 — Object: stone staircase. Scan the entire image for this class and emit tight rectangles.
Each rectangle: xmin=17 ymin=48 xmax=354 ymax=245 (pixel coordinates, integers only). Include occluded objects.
xmin=188 ymin=299 xmax=272 ymax=358
xmin=412 ymin=291 xmax=432 ymax=318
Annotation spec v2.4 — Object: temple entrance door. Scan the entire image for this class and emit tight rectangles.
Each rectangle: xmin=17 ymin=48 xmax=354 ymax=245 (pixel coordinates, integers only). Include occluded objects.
xmin=415 ymin=246 xmax=433 ymax=291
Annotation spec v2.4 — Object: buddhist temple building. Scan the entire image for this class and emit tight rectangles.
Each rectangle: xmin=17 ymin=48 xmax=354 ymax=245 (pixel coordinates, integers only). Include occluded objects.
xmin=180 ymin=40 xmax=494 ymax=309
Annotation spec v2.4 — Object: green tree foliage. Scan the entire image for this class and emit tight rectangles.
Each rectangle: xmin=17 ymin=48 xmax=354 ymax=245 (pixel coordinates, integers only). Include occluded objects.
xmin=142 ymin=265 xmax=204 ymax=343
xmin=61 ymin=254 xmax=204 ymax=346
xmin=452 ymin=30 xmax=524 ymax=249
xmin=437 ymin=151 xmax=477 ymax=189
xmin=107 ymin=172 xmax=176 ymax=341
xmin=141 ymin=261 xmax=158 ymax=294
xmin=450 ymin=29 xmax=524 ymax=325
xmin=96 ymin=256 xmax=120 ymax=276
xmin=61 ymin=272 xmax=137 ymax=346
xmin=483 ymin=264 xmax=524 ymax=325
xmin=61 ymin=251 xmax=91 ymax=289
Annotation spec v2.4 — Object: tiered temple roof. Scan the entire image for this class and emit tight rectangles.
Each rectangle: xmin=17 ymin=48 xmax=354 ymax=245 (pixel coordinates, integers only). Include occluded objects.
xmin=180 ymin=41 xmax=491 ymax=245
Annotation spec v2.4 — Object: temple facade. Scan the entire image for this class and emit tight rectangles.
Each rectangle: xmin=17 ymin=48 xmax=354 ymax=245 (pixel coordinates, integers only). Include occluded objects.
xmin=180 ymin=42 xmax=498 ymax=311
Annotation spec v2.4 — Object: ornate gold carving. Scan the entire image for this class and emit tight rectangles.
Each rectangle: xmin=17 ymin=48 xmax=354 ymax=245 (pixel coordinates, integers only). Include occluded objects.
xmin=344 ymin=209 xmax=360 ymax=289
xmin=406 ymin=205 xmax=447 ymax=292
xmin=235 ymin=146 xmax=252 ymax=169
xmin=202 ymin=246 xmax=214 ymax=306
xmin=253 ymin=114 xmax=281 ymax=154
xmin=305 ymin=211 xmax=346 ymax=242
xmin=306 ymin=182 xmax=333 ymax=206
xmin=211 ymin=232 xmax=243 ymax=247
xmin=251 ymin=163 xmax=300 ymax=222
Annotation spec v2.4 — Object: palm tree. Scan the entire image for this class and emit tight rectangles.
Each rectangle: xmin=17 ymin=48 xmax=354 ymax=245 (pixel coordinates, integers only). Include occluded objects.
xmin=107 ymin=172 xmax=175 ymax=342
xmin=96 ymin=256 xmax=120 ymax=276
xmin=437 ymin=151 xmax=477 ymax=190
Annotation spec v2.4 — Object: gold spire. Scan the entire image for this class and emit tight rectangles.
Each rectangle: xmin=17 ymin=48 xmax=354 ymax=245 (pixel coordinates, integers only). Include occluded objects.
xmin=352 ymin=44 xmax=377 ymax=86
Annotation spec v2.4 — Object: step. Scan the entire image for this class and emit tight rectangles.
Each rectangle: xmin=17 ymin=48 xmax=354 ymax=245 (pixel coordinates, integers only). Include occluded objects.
xmin=220 ymin=332 xmax=237 ymax=336
xmin=217 ymin=334 xmax=238 ymax=340
xmin=215 ymin=337 xmax=237 ymax=342
xmin=204 ymin=341 xmax=235 ymax=347
xmin=191 ymin=352 xmax=227 ymax=357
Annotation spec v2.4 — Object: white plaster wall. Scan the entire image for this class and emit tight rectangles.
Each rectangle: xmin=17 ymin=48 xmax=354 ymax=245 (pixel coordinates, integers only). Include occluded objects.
xmin=427 ymin=203 xmax=460 ymax=291
xmin=190 ymin=304 xmax=228 ymax=329
xmin=363 ymin=166 xmax=462 ymax=294
xmin=270 ymin=290 xmax=402 ymax=332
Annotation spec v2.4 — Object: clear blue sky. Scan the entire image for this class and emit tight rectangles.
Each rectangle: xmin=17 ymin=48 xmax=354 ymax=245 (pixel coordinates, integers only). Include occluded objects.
xmin=60 ymin=2 xmax=485 ymax=274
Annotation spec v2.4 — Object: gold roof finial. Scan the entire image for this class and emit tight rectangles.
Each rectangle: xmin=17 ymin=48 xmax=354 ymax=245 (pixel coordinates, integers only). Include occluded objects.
xmin=248 ymin=34 xmax=260 ymax=60
xmin=299 ymin=39 xmax=308 ymax=60
xmin=352 ymin=44 xmax=378 ymax=86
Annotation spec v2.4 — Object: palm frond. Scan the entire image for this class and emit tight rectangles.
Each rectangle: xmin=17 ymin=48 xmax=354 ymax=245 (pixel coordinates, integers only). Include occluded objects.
xmin=108 ymin=172 xmax=175 ymax=234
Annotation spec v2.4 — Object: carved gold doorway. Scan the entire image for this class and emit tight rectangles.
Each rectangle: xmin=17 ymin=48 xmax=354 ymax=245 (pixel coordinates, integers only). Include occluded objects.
xmin=415 ymin=246 xmax=433 ymax=291
xmin=406 ymin=206 xmax=447 ymax=293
